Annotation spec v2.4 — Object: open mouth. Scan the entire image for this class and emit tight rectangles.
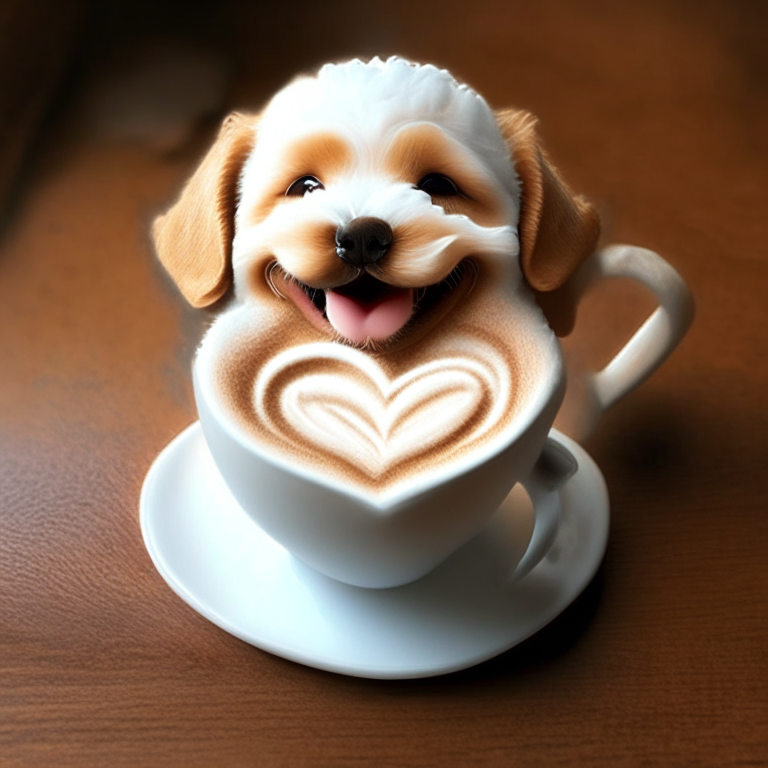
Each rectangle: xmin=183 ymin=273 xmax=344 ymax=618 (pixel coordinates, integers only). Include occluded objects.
xmin=270 ymin=260 xmax=476 ymax=347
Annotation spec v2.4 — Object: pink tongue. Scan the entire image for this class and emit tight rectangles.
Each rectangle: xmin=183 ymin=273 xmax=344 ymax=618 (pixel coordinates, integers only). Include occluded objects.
xmin=326 ymin=287 xmax=414 ymax=343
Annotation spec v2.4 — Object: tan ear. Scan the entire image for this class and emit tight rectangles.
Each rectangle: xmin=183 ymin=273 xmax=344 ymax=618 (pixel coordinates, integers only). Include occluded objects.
xmin=152 ymin=112 xmax=258 ymax=307
xmin=495 ymin=107 xmax=600 ymax=299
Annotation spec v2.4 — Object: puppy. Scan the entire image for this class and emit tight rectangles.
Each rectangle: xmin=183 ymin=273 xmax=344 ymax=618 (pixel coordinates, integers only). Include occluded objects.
xmin=153 ymin=57 xmax=599 ymax=444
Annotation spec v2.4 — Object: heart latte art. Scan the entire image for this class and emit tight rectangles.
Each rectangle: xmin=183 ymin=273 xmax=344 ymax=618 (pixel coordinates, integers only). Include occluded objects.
xmin=205 ymin=320 xmax=548 ymax=498
xmin=254 ymin=343 xmax=512 ymax=485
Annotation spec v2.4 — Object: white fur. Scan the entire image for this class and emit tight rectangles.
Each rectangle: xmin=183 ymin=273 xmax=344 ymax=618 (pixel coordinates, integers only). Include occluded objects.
xmin=247 ymin=57 xmax=517 ymax=195
xmin=231 ymin=57 xmax=523 ymax=302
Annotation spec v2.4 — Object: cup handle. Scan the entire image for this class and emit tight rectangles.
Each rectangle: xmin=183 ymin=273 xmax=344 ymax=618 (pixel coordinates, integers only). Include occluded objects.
xmin=511 ymin=437 xmax=578 ymax=580
xmin=565 ymin=244 xmax=695 ymax=439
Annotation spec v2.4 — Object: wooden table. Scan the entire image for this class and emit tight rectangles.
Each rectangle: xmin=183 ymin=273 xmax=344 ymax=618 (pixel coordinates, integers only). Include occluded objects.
xmin=1 ymin=1 xmax=766 ymax=765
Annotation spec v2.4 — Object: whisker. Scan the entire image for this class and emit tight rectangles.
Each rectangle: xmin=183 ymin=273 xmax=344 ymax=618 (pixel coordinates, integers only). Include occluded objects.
xmin=265 ymin=261 xmax=287 ymax=299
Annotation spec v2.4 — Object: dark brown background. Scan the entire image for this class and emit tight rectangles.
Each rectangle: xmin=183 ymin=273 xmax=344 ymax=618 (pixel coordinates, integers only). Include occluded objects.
xmin=1 ymin=1 xmax=766 ymax=765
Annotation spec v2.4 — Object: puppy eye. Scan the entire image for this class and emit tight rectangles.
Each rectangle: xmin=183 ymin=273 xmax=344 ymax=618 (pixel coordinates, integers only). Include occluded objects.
xmin=286 ymin=176 xmax=324 ymax=196
xmin=416 ymin=173 xmax=461 ymax=197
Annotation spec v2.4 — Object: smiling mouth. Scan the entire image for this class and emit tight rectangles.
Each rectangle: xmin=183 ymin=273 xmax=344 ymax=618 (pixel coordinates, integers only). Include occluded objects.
xmin=270 ymin=260 xmax=476 ymax=347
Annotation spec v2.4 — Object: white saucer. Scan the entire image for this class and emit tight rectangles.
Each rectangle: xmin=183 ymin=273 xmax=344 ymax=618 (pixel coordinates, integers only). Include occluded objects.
xmin=140 ymin=423 xmax=609 ymax=679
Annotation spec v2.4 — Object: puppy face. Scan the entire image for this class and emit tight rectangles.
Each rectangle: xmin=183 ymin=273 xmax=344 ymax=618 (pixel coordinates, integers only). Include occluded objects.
xmin=232 ymin=60 xmax=520 ymax=346
xmin=154 ymin=57 xmax=600 ymax=345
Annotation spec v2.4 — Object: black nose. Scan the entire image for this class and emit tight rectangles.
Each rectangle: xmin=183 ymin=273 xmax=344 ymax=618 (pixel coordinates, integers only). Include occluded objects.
xmin=335 ymin=217 xmax=393 ymax=267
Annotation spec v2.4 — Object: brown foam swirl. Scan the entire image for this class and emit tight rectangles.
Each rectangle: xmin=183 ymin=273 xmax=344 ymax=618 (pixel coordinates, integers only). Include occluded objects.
xmin=242 ymin=336 xmax=520 ymax=492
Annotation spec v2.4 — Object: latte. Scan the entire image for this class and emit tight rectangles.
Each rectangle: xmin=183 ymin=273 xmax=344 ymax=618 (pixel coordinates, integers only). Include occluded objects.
xmin=199 ymin=279 xmax=561 ymax=501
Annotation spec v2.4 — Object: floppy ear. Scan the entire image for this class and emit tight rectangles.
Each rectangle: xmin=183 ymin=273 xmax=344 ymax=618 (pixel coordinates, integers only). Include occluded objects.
xmin=495 ymin=108 xmax=600 ymax=334
xmin=152 ymin=112 xmax=258 ymax=308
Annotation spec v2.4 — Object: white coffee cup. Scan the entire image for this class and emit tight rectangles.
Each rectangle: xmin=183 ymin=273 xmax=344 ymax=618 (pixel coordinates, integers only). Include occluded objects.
xmin=194 ymin=244 xmax=693 ymax=589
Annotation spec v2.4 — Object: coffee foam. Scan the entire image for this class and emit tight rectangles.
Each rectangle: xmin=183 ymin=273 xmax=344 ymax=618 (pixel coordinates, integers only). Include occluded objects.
xmin=253 ymin=340 xmax=510 ymax=487
xmin=197 ymin=279 xmax=562 ymax=502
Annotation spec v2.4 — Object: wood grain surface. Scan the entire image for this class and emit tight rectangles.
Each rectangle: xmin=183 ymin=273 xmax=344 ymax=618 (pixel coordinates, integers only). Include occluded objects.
xmin=1 ymin=1 xmax=766 ymax=766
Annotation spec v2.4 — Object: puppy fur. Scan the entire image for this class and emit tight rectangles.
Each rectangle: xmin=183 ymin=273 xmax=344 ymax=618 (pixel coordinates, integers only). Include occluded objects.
xmin=153 ymin=57 xmax=600 ymax=355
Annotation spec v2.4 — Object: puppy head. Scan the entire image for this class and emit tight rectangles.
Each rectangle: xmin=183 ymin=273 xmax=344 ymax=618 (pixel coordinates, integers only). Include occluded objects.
xmin=153 ymin=57 xmax=599 ymax=344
